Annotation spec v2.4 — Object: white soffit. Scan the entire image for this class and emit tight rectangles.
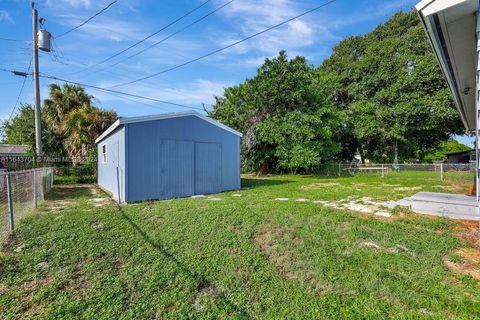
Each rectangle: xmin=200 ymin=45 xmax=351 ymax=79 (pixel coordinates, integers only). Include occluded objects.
xmin=417 ymin=0 xmax=478 ymax=131
xmin=416 ymin=0 xmax=474 ymax=16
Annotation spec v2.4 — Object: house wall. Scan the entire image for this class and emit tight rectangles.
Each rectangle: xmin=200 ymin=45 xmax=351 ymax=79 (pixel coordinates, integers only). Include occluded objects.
xmin=447 ymin=152 xmax=471 ymax=163
xmin=125 ymin=115 xmax=240 ymax=202
xmin=97 ymin=127 xmax=126 ymax=202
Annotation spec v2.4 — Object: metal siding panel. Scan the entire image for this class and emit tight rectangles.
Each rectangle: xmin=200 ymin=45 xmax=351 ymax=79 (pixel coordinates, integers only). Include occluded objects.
xmin=195 ymin=142 xmax=222 ymax=195
xmin=126 ymin=116 xmax=240 ymax=201
xmin=127 ymin=122 xmax=160 ymax=201
xmin=161 ymin=140 xmax=194 ymax=198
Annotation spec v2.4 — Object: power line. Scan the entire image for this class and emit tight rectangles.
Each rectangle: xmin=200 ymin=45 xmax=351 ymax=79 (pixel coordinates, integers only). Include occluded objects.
xmin=0 ymin=67 xmax=204 ymax=112
xmin=38 ymin=73 xmax=205 ymax=111
xmin=0 ymin=37 xmax=29 ymax=42
xmin=56 ymin=0 xmax=119 ymax=38
xmin=95 ymin=0 xmax=235 ymax=73
xmin=109 ymin=0 xmax=338 ymax=88
xmin=99 ymin=88 xmax=175 ymax=112
xmin=7 ymin=59 xmax=33 ymax=122
xmin=74 ymin=0 xmax=213 ymax=75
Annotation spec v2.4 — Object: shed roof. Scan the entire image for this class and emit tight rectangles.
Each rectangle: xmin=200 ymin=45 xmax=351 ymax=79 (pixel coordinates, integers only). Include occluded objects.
xmin=416 ymin=0 xmax=478 ymax=131
xmin=0 ymin=144 xmax=28 ymax=155
xmin=95 ymin=111 xmax=242 ymax=144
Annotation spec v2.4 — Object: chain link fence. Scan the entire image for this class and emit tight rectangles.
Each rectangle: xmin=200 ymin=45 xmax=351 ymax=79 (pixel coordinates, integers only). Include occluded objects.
xmin=0 ymin=168 xmax=54 ymax=243
xmin=317 ymin=163 xmax=475 ymax=182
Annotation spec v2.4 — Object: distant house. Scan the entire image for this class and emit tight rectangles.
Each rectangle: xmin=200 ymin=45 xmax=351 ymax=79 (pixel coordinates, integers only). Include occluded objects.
xmin=0 ymin=144 xmax=28 ymax=157
xmin=95 ymin=111 xmax=242 ymax=203
xmin=446 ymin=149 xmax=475 ymax=163
xmin=0 ymin=144 xmax=28 ymax=170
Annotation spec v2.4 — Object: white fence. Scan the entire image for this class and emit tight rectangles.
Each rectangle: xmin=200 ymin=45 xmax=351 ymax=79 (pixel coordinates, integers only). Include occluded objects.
xmin=319 ymin=163 xmax=475 ymax=181
xmin=0 ymin=168 xmax=54 ymax=243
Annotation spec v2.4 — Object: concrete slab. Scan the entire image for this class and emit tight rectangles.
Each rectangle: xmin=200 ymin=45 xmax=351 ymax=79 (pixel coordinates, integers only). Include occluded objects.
xmin=400 ymin=192 xmax=479 ymax=221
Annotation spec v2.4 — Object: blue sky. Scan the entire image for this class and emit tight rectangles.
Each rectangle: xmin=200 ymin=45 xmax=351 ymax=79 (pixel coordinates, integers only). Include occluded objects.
xmin=0 ymin=0 xmax=473 ymax=146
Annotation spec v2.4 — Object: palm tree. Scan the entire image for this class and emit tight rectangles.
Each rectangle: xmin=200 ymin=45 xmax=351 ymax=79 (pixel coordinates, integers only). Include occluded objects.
xmin=43 ymin=84 xmax=93 ymax=136
xmin=63 ymin=104 xmax=117 ymax=164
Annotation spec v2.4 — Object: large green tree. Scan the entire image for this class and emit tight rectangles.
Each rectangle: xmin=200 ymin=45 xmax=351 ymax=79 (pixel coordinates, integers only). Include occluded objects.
xmin=321 ymin=11 xmax=464 ymax=162
xmin=210 ymin=51 xmax=341 ymax=174
xmin=1 ymin=104 xmax=64 ymax=157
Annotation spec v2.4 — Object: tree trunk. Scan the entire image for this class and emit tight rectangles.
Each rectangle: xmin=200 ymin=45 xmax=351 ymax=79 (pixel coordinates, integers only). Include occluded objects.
xmin=393 ymin=140 xmax=399 ymax=165
xmin=358 ymin=145 xmax=365 ymax=164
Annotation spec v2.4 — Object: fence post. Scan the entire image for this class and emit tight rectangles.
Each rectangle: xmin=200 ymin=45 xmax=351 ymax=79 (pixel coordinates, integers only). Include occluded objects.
xmin=440 ymin=163 xmax=444 ymax=181
xmin=338 ymin=163 xmax=341 ymax=177
xmin=6 ymin=173 xmax=14 ymax=235
xmin=381 ymin=163 xmax=385 ymax=178
xmin=50 ymin=167 xmax=54 ymax=187
xmin=33 ymin=169 xmax=37 ymax=208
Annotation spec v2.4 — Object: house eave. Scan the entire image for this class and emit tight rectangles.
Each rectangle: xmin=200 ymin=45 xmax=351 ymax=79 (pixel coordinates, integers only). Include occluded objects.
xmin=416 ymin=0 xmax=477 ymax=131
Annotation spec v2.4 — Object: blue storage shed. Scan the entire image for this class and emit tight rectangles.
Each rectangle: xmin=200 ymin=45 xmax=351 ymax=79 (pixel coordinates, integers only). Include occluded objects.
xmin=95 ymin=111 xmax=242 ymax=203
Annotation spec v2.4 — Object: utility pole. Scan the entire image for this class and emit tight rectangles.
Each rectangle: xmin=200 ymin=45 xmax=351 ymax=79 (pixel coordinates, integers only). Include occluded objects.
xmin=32 ymin=2 xmax=42 ymax=156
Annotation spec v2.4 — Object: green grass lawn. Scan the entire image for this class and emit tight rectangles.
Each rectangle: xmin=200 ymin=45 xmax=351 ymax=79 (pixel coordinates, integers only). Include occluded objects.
xmin=1 ymin=174 xmax=479 ymax=319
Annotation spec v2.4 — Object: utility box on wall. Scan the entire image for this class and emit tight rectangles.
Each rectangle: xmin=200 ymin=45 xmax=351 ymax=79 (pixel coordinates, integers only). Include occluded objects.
xmin=95 ymin=111 xmax=242 ymax=203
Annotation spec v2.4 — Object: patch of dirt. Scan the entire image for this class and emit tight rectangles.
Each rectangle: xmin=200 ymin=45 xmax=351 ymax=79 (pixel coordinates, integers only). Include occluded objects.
xmin=87 ymin=198 xmax=111 ymax=207
xmin=30 ymin=304 xmax=42 ymax=313
xmin=457 ymin=248 xmax=480 ymax=264
xmin=359 ymin=241 xmax=381 ymax=250
xmin=21 ymin=275 xmax=50 ymax=292
xmin=394 ymin=186 xmax=423 ymax=192
xmin=452 ymin=221 xmax=480 ymax=248
xmin=91 ymin=222 xmax=107 ymax=231
xmin=148 ymin=216 xmax=164 ymax=225
xmin=351 ymin=183 xmax=372 ymax=187
xmin=314 ymin=197 xmax=397 ymax=218
xmin=432 ymin=185 xmax=463 ymax=191
xmin=443 ymin=257 xmax=480 ymax=280
xmin=193 ymin=283 xmax=217 ymax=311
xmin=301 ymin=182 xmax=341 ymax=190
xmin=358 ymin=241 xmax=414 ymax=256
xmin=253 ymin=228 xmax=299 ymax=280
xmin=75 ymin=253 xmax=108 ymax=269
xmin=253 ymin=227 xmax=348 ymax=295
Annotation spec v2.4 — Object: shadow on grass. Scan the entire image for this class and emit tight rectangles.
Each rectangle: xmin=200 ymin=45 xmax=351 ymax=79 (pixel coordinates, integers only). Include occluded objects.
xmin=241 ymin=178 xmax=292 ymax=189
xmin=117 ymin=205 xmax=250 ymax=318
xmin=46 ymin=184 xmax=95 ymax=201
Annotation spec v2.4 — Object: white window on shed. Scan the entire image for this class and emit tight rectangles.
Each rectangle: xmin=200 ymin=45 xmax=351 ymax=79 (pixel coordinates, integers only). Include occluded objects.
xmin=102 ymin=144 xmax=107 ymax=163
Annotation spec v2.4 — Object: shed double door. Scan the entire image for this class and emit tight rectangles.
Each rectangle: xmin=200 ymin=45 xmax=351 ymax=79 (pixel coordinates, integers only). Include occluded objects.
xmin=158 ymin=140 xmax=222 ymax=197
xmin=194 ymin=142 xmax=222 ymax=195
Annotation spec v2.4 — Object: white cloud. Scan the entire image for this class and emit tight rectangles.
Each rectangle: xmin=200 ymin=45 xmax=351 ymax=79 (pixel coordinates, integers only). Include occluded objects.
xmin=210 ymin=0 xmax=336 ymax=57
xmin=0 ymin=10 xmax=14 ymax=24
xmin=211 ymin=0 xmax=417 ymax=58
xmin=45 ymin=0 xmax=92 ymax=8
